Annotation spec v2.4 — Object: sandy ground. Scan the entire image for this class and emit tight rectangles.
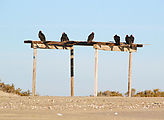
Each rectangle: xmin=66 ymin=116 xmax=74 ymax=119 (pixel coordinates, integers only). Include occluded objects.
xmin=0 ymin=94 xmax=164 ymax=120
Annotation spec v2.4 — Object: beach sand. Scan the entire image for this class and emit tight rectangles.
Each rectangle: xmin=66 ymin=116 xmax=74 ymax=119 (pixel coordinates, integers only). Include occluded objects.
xmin=0 ymin=95 xmax=164 ymax=120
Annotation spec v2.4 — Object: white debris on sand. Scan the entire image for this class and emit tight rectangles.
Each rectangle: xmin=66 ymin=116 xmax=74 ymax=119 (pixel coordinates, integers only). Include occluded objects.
xmin=57 ymin=113 xmax=63 ymax=116
xmin=114 ymin=112 xmax=118 ymax=115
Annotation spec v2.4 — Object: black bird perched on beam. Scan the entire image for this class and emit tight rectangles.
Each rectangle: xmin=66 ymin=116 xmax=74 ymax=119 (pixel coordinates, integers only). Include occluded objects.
xmin=61 ymin=32 xmax=69 ymax=42
xmin=87 ymin=32 xmax=94 ymax=42
xmin=38 ymin=31 xmax=49 ymax=48
xmin=130 ymin=35 xmax=134 ymax=43
xmin=114 ymin=34 xmax=120 ymax=45
xmin=125 ymin=35 xmax=131 ymax=44
xmin=125 ymin=35 xmax=134 ymax=48
xmin=38 ymin=31 xmax=46 ymax=41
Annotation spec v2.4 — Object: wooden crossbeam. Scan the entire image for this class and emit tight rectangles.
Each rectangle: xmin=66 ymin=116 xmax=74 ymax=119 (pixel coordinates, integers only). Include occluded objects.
xmin=24 ymin=40 xmax=143 ymax=48
xmin=93 ymin=44 xmax=137 ymax=52
xmin=32 ymin=43 xmax=73 ymax=50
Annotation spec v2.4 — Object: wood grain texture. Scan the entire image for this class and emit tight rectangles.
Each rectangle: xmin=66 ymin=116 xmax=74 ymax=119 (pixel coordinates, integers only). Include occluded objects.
xmin=32 ymin=48 xmax=37 ymax=96
xmin=94 ymin=49 xmax=98 ymax=97
xmin=128 ymin=52 xmax=132 ymax=97
xmin=24 ymin=40 xmax=143 ymax=47
xmin=93 ymin=44 xmax=137 ymax=52
xmin=32 ymin=43 xmax=73 ymax=50
xmin=70 ymin=47 xmax=74 ymax=96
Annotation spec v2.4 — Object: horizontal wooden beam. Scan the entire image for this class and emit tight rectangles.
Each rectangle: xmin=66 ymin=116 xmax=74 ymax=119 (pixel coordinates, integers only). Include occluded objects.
xmin=31 ymin=43 xmax=73 ymax=50
xmin=93 ymin=44 xmax=137 ymax=52
xmin=24 ymin=40 xmax=143 ymax=48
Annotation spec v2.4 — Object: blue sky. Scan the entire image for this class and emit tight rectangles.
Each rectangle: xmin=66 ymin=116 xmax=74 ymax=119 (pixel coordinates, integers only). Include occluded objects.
xmin=0 ymin=0 xmax=164 ymax=96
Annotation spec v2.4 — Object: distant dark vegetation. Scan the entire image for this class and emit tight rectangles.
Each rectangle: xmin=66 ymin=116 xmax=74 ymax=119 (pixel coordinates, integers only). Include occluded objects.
xmin=0 ymin=81 xmax=31 ymax=96
xmin=98 ymin=90 xmax=123 ymax=97
xmin=1 ymin=80 xmax=164 ymax=97
xmin=98 ymin=88 xmax=164 ymax=97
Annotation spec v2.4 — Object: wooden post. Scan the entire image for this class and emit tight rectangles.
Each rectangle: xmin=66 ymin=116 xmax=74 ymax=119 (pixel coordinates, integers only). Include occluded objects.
xmin=70 ymin=47 xmax=74 ymax=96
xmin=94 ymin=49 xmax=98 ymax=97
xmin=128 ymin=52 xmax=132 ymax=97
xmin=32 ymin=48 xmax=37 ymax=96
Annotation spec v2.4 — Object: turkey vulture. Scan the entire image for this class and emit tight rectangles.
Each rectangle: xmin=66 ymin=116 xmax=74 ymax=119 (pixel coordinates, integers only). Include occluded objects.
xmin=87 ymin=32 xmax=94 ymax=42
xmin=114 ymin=34 xmax=120 ymax=45
xmin=130 ymin=35 xmax=134 ymax=43
xmin=125 ymin=35 xmax=131 ymax=44
xmin=38 ymin=31 xmax=46 ymax=41
xmin=38 ymin=31 xmax=49 ymax=48
xmin=61 ymin=32 xmax=69 ymax=42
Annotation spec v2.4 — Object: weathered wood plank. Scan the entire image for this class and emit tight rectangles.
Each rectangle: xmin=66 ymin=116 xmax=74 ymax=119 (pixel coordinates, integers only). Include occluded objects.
xmin=32 ymin=43 xmax=73 ymax=50
xmin=32 ymin=48 xmax=37 ymax=96
xmin=94 ymin=49 xmax=98 ymax=97
xmin=70 ymin=47 xmax=74 ymax=96
xmin=93 ymin=44 xmax=137 ymax=52
xmin=24 ymin=40 xmax=143 ymax=47
xmin=128 ymin=52 xmax=132 ymax=97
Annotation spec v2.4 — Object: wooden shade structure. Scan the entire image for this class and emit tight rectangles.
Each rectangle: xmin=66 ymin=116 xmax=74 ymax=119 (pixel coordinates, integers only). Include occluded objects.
xmin=24 ymin=40 xmax=143 ymax=97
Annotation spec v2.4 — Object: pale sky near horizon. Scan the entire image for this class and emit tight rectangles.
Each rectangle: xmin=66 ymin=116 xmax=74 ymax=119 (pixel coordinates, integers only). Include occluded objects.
xmin=0 ymin=0 xmax=164 ymax=96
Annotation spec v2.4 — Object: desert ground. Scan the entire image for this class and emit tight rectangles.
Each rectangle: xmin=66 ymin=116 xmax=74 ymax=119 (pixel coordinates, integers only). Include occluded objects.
xmin=0 ymin=91 xmax=164 ymax=120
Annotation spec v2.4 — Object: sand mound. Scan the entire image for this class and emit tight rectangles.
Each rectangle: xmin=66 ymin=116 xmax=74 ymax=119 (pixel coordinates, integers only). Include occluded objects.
xmin=0 ymin=90 xmax=18 ymax=97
